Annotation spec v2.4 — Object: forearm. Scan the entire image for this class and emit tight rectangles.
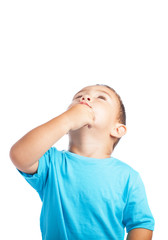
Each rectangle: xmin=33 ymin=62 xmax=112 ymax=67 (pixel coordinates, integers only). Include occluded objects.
xmin=10 ymin=112 xmax=71 ymax=169
xmin=126 ymin=228 xmax=153 ymax=240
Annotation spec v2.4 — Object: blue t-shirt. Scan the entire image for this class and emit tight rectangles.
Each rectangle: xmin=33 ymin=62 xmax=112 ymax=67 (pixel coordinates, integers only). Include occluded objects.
xmin=18 ymin=147 xmax=155 ymax=240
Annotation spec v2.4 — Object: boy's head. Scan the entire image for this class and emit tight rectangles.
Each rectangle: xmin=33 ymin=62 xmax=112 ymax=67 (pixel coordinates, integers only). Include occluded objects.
xmin=69 ymin=84 xmax=127 ymax=151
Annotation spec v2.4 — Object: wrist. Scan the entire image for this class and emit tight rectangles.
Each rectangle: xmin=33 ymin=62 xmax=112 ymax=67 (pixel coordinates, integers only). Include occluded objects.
xmin=61 ymin=110 xmax=74 ymax=132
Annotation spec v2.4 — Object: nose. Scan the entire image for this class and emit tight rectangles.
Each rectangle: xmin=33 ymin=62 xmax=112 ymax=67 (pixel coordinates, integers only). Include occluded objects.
xmin=80 ymin=95 xmax=91 ymax=102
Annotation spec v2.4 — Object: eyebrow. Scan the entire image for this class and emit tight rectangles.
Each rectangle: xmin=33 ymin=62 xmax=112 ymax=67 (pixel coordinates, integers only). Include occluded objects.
xmin=73 ymin=90 xmax=112 ymax=99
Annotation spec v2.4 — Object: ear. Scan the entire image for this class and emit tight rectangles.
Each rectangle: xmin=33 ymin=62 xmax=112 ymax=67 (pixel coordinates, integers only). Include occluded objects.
xmin=110 ymin=123 xmax=127 ymax=139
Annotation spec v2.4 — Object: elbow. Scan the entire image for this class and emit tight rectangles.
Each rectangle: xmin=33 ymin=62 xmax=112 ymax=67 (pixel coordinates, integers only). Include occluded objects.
xmin=9 ymin=145 xmax=18 ymax=166
xmin=9 ymin=144 xmax=23 ymax=169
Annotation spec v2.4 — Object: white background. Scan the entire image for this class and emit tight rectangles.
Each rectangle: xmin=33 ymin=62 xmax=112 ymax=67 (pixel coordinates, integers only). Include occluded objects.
xmin=1 ymin=0 xmax=167 ymax=239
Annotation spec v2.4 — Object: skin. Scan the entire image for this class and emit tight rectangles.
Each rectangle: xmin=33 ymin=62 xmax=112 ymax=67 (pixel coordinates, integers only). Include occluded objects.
xmin=126 ymin=228 xmax=153 ymax=240
xmin=67 ymin=85 xmax=127 ymax=158
xmin=10 ymin=84 xmax=127 ymax=172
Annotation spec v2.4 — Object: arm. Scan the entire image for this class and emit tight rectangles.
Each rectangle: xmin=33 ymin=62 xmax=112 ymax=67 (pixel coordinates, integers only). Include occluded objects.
xmin=126 ymin=228 xmax=153 ymax=240
xmin=9 ymin=104 xmax=95 ymax=174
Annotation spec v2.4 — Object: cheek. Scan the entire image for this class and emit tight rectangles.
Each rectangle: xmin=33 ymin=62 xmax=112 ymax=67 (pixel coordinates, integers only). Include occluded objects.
xmin=93 ymin=107 xmax=110 ymax=125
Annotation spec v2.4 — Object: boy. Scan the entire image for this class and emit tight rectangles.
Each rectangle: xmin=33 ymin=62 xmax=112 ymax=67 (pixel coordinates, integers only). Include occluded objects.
xmin=10 ymin=84 xmax=155 ymax=240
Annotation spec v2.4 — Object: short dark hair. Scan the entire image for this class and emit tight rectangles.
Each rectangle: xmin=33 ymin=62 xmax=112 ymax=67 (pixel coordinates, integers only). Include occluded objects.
xmin=96 ymin=84 xmax=126 ymax=149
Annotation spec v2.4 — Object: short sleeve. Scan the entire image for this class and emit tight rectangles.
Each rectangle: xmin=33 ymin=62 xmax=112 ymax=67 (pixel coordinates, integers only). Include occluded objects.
xmin=17 ymin=147 xmax=55 ymax=200
xmin=123 ymin=172 xmax=155 ymax=233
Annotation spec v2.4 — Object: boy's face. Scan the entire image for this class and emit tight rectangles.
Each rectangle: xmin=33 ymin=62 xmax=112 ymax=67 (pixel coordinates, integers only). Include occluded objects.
xmin=69 ymin=85 xmax=120 ymax=132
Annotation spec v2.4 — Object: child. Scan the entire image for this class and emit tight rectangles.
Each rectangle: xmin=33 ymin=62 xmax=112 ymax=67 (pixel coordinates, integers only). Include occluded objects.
xmin=10 ymin=84 xmax=155 ymax=240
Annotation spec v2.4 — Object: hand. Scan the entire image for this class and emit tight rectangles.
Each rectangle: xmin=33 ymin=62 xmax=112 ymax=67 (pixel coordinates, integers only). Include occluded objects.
xmin=65 ymin=103 xmax=95 ymax=131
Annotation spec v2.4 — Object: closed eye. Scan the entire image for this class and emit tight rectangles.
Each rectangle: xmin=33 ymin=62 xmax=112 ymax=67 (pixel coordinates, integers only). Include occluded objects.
xmin=98 ymin=95 xmax=106 ymax=100
xmin=75 ymin=95 xmax=82 ymax=99
xmin=74 ymin=95 xmax=106 ymax=100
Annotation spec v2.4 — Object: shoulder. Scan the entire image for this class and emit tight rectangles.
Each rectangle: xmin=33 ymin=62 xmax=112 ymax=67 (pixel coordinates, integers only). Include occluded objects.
xmin=112 ymin=156 xmax=140 ymax=183
xmin=45 ymin=146 xmax=68 ymax=165
xmin=113 ymin=156 xmax=138 ymax=173
xmin=44 ymin=146 xmax=64 ymax=159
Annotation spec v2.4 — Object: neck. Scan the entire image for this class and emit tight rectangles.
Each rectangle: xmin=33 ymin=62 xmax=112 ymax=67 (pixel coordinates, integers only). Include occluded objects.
xmin=68 ymin=128 xmax=114 ymax=159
